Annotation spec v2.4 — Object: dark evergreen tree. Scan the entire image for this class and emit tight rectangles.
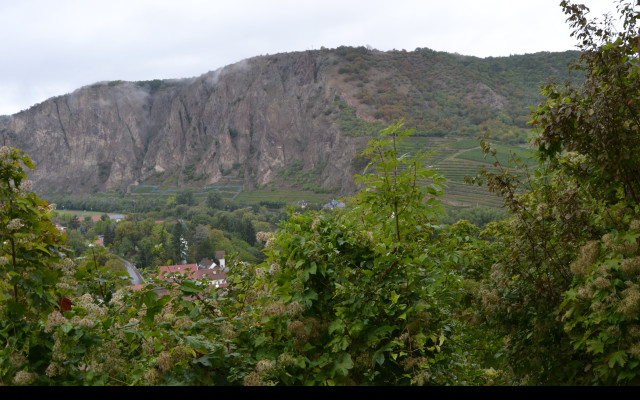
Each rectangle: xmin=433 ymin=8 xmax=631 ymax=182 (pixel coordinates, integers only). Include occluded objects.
xmin=240 ymin=216 xmax=256 ymax=246
xmin=103 ymin=223 xmax=115 ymax=247
xmin=206 ymin=191 xmax=223 ymax=210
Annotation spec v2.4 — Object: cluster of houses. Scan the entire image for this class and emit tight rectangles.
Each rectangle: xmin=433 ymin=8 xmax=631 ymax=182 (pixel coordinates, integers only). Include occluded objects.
xmin=130 ymin=251 xmax=228 ymax=296
xmin=51 ymin=212 xmax=231 ymax=304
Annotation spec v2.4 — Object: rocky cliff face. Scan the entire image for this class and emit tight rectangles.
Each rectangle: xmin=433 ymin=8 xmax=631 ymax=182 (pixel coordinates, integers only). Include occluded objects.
xmin=0 ymin=50 xmax=365 ymax=195
xmin=0 ymin=47 xmax=581 ymax=196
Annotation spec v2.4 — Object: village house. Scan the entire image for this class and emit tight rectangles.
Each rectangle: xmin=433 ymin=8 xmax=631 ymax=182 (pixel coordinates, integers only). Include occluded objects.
xmin=130 ymin=251 xmax=229 ymax=295
xmin=323 ymin=199 xmax=346 ymax=209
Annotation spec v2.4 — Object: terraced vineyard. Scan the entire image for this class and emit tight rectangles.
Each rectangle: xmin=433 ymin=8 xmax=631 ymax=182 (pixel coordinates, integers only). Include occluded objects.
xmin=378 ymin=136 xmax=537 ymax=209
xmin=233 ymin=135 xmax=537 ymax=210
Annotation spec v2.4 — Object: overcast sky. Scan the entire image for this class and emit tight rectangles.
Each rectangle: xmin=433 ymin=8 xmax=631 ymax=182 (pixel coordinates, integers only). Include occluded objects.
xmin=0 ymin=0 xmax=623 ymax=115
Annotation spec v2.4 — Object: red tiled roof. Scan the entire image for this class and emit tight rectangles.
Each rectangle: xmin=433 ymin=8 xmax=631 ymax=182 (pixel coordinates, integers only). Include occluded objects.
xmin=199 ymin=258 xmax=215 ymax=269
xmin=158 ymin=264 xmax=198 ymax=278
xmin=89 ymin=214 xmax=127 ymax=222
xmin=193 ymin=269 xmax=227 ymax=280
xmin=149 ymin=263 xmax=229 ymax=293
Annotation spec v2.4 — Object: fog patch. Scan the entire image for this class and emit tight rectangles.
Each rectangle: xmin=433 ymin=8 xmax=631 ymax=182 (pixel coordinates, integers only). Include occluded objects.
xmin=204 ymin=58 xmax=251 ymax=88
xmin=114 ymin=83 xmax=151 ymax=109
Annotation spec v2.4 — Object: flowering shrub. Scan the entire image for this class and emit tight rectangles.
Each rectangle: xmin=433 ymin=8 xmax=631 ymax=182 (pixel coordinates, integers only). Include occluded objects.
xmin=561 ymin=213 xmax=640 ymax=384
xmin=0 ymin=146 xmax=250 ymax=385
xmin=0 ymin=146 xmax=73 ymax=385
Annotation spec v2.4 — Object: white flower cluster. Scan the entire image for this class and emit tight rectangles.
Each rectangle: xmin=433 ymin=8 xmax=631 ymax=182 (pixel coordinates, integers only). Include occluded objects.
xmin=268 ymin=262 xmax=281 ymax=275
xmin=68 ymin=293 xmax=107 ymax=328
xmin=55 ymin=258 xmax=77 ymax=292
xmin=256 ymin=231 xmax=276 ymax=248
xmin=109 ymin=289 xmax=126 ymax=309
xmin=0 ymin=146 xmax=12 ymax=167
xmin=12 ymin=370 xmax=37 ymax=385
xmin=6 ymin=218 xmax=23 ymax=231
xmin=18 ymin=179 xmax=32 ymax=193
xmin=45 ymin=362 xmax=62 ymax=378
xmin=286 ymin=301 xmax=303 ymax=317
xmin=256 ymin=231 xmax=272 ymax=243
xmin=45 ymin=311 xmax=69 ymax=333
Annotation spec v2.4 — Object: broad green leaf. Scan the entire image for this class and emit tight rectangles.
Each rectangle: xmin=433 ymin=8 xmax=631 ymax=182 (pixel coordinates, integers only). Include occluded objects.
xmin=331 ymin=353 xmax=353 ymax=378
xmin=390 ymin=291 xmax=400 ymax=304
xmin=608 ymin=350 xmax=627 ymax=368
xmin=372 ymin=351 xmax=385 ymax=366
xmin=329 ymin=319 xmax=345 ymax=335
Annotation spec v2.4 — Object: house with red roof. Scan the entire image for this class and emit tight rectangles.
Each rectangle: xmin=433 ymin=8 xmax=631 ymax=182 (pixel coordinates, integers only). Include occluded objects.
xmin=127 ymin=252 xmax=229 ymax=298
xmin=158 ymin=263 xmax=198 ymax=278
xmin=154 ymin=259 xmax=228 ymax=292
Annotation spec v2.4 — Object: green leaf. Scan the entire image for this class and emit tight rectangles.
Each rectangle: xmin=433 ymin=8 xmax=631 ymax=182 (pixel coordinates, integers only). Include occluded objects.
xmin=142 ymin=291 xmax=158 ymax=308
xmin=331 ymin=353 xmax=353 ymax=378
xmin=390 ymin=291 xmax=400 ymax=304
xmin=6 ymin=300 xmax=26 ymax=320
xmin=190 ymin=304 xmax=201 ymax=319
xmin=586 ymin=339 xmax=605 ymax=355
xmin=329 ymin=335 xmax=350 ymax=352
xmin=608 ymin=350 xmax=627 ymax=368
xmin=372 ymin=351 xmax=385 ymax=366
xmin=254 ymin=336 xmax=268 ymax=347
xmin=329 ymin=319 xmax=345 ymax=335
xmin=180 ymin=280 xmax=201 ymax=294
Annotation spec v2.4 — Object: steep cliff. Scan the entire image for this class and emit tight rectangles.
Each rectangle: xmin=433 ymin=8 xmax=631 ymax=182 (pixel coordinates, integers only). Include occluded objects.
xmin=0 ymin=47 xmax=581 ymax=196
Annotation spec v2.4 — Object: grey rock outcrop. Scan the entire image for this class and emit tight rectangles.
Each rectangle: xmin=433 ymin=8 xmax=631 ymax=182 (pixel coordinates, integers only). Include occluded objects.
xmin=0 ymin=50 xmax=360 ymax=195
xmin=0 ymin=48 xmax=581 ymax=196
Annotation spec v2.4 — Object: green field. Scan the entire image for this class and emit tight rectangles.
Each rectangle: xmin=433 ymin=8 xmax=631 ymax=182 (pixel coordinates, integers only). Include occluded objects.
xmin=235 ymin=190 xmax=335 ymax=207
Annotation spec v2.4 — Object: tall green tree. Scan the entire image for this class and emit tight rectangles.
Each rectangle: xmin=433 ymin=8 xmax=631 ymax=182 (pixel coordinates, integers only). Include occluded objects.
xmin=206 ymin=191 xmax=223 ymax=210
xmin=226 ymin=122 xmax=489 ymax=385
xmin=102 ymin=222 xmax=115 ymax=247
xmin=469 ymin=0 xmax=640 ymax=384
xmin=239 ymin=216 xmax=256 ymax=246
xmin=535 ymin=1 xmax=640 ymax=203
xmin=176 ymin=188 xmax=195 ymax=206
